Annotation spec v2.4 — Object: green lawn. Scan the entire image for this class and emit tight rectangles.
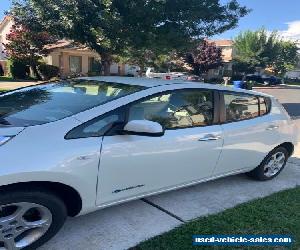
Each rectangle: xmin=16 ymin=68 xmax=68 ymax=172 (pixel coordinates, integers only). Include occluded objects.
xmin=133 ymin=187 xmax=300 ymax=250
xmin=285 ymin=82 xmax=300 ymax=86
xmin=0 ymin=76 xmax=14 ymax=82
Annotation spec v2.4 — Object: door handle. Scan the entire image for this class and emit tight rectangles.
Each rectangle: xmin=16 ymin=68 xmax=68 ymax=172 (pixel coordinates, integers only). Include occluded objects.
xmin=266 ymin=125 xmax=279 ymax=131
xmin=198 ymin=134 xmax=222 ymax=142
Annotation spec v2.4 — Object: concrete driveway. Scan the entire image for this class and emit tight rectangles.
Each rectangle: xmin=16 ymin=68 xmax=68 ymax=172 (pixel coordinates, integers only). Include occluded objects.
xmin=4 ymin=83 xmax=288 ymax=249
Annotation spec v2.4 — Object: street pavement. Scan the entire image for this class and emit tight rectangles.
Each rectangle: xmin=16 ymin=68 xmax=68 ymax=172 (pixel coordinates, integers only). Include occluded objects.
xmin=0 ymin=81 xmax=41 ymax=90
xmin=254 ymin=85 xmax=300 ymax=118
xmin=1 ymin=82 xmax=295 ymax=250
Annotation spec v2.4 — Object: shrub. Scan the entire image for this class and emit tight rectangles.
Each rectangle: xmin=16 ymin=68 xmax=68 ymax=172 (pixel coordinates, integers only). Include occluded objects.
xmin=37 ymin=64 xmax=60 ymax=80
xmin=87 ymin=71 xmax=101 ymax=77
xmin=0 ymin=64 xmax=4 ymax=76
xmin=10 ymin=60 xmax=29 ymax=79
xmin=205 ymin=78 xmax=223 ymax=84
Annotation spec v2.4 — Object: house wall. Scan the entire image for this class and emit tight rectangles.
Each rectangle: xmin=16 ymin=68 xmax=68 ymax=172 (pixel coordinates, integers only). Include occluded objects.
xmin=0 ymin=17 xmax=14 ymax=75
xmin=45 ymin=50 xmax=101 ymax=76
xmin=110 ymin=63 xmax=119 ymax=75
xmin=0 ymin=18 xmax=14 ymax=60
xmin=0 ymin=61 xmax=8 ymax=76
xmin=46 ymin=50 xmax=137 ymax=77
xmin=221 ymin=46 xmax=234 ymax=63
xmin=206 ymin=43 xmax=234 ymax=80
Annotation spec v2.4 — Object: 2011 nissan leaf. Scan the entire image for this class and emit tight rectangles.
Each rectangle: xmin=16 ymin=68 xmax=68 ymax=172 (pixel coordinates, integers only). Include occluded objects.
xmin=0 ymin=77 xmax=298 ymax=249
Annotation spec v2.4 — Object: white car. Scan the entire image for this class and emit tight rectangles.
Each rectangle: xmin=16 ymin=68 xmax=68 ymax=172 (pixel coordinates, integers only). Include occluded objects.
xmin=0 ymin=77 xmax=298 ymax=249
xmin=145 ymin=67 xmax=199 ymax=81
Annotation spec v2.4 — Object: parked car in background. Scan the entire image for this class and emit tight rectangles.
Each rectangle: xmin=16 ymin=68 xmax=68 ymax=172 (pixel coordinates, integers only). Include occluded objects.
xmin=285 ymin=70 xmax=300 ymax=80
xmin=266 ymin=75 xmax=284 ymax=85
xmin=125 ymin=65 xmax=141 ymax=77
xmin=145 ymin=67 xmax=200 ymax=81
xmin=0 ymin=77 xmax=297 ymax=249
xmin=110 ymin=64 xmax=141 ymax=77
xmin=245 ymin=74 xmax=284 ymax=86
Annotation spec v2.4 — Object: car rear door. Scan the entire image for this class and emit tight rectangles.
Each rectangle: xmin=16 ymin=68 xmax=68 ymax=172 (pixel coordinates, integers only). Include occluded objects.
xmin=213 ymin=92 xmax=281 ymax=176
xmin=96 ymin=88 xmax=224 ymax=206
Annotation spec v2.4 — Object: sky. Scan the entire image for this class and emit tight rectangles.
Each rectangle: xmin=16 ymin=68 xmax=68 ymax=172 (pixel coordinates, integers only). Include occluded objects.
xmin=1 ymin=0 xmax=300 ymax=41
xmin=214 ymin=0 xmax=300 ymax=40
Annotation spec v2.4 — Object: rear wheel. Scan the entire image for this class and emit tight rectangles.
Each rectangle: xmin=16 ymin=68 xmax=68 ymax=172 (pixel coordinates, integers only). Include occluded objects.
xmin=0 ymin=189 xmax=67 ymax=250
xmin=247 ymin=147 xmax=289 ymax=181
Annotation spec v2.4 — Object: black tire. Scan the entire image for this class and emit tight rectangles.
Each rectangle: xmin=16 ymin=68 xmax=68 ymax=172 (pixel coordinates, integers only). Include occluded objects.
xmin=0 ymin=188 xmax=67 ymax=250
xmin=246 ymin=147 xmax=289 ymax=181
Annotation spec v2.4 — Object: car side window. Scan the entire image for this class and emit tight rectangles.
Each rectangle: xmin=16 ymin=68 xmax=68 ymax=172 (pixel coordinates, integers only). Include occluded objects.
xmin=128 ymin=89 xmax=214 ymax=129
xmin=65 ymin=108 xmax=126 ymax=139
xmin=224 ymin=93 xmax=259 ymax=122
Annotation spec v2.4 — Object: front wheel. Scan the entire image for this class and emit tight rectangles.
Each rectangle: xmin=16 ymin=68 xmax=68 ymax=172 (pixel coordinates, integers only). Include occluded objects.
xmin=0 ymin=189 xmax=67 ymax=250
xmin=247 ymin=147 xmax=289 ymax=181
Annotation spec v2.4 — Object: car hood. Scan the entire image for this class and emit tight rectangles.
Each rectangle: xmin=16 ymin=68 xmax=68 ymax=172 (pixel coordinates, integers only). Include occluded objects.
xmin=0 ymin=126 xmax=25 ymax=136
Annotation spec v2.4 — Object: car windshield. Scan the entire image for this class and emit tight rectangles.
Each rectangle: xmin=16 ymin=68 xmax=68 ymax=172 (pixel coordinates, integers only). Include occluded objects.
xmin=0 ymin=79 xmax=146 ymax=127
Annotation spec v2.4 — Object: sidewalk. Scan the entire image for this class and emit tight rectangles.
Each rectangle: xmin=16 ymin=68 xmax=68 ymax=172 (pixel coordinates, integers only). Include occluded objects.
xmin=0 ymin=81 xmax=41 ymax=90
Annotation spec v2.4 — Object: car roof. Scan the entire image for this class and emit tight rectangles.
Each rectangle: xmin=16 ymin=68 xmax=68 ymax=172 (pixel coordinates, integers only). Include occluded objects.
xmin=78 ymin=76 xmax=272 ymax=97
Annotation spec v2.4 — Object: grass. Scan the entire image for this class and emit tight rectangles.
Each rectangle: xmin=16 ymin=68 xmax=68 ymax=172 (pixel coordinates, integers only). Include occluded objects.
xmin=0 ymin=76 xmax=38 ymax=82
xmin=285 ymin=82 xmax=300 ymax=86
xmin=0 ymin=76 xmax=14 ymax=82
xmin=133 ymin=187 xmax=300 ymax=250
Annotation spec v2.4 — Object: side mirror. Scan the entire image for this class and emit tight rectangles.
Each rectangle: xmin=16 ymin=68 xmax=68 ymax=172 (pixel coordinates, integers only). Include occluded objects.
xmin=123 ymin=120 xmax=164 ymax=137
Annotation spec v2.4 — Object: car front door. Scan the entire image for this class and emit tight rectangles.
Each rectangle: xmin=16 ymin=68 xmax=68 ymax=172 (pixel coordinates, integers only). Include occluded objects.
xmin=96 ymin=88 xmax=224 ymax=206
xmin=213 ymin=92 xmax=281 ymax=175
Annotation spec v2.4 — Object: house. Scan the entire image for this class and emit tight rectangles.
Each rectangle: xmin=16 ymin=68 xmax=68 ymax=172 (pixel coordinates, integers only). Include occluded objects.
xmin=0 ymin=16 xmax=14 ymax=75
xmin=43 ymin=40 xmax=104 ymax=77
xmin=206 ymin=39 xmax=235 ymax=79
xmin=0 ymin=16 xmax=139 ymax=77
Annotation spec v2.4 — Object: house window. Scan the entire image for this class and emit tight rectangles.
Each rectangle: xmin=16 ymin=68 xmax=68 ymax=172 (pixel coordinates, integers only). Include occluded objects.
xmin=88 ymin=57 xmax=101 ymax=73
xmin=69 ymin=56 xmax=82 ymax=73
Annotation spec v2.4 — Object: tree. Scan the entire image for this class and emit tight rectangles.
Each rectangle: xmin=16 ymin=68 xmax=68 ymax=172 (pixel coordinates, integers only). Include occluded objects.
xmin=10 ymin=0 xmax=249 ymax=75
xmin=271 ymin=41 xmax=299 ymax=75
xmin=232 ymin=59 xmax=256 ymax=76
xmin=234 ymin=29 xmax=299 ymax=76
xmin=185 ymin=40 xmax=223 ymax=76
xmin=3 ymin=23 xmax=57 ymax=79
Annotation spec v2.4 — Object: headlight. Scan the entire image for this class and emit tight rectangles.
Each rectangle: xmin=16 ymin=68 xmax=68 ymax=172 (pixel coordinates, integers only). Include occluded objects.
xmin=0 ymin=136 xmax=13 ymax=146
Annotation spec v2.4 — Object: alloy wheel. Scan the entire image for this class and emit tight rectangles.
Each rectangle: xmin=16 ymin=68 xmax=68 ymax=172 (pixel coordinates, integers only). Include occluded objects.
xmin=263 ymin=152 xmax=286 ymax=178
xmin=0 ymin=202 xmax=52 ymax=250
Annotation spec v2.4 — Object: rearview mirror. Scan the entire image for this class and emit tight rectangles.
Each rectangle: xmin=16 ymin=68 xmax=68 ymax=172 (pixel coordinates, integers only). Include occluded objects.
xmin=123 ymin=120 xmax=164 ymax=137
